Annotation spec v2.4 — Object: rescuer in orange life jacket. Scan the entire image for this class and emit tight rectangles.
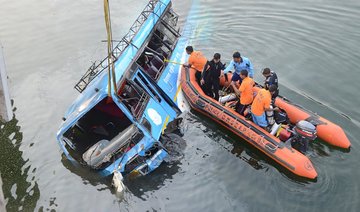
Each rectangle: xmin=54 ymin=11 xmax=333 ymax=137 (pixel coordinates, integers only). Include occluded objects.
xmin=251 ymin=85 xmax=280 ymax=128
xmin=231 ymin=70 xmax=255 ymax=116
xmin=183 ymin=46 xmax=208 ymax=84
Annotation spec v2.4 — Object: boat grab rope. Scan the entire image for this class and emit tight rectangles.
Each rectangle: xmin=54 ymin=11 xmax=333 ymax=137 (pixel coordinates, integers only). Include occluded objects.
xmin=104 ymin=0 xmax=118 ymax=97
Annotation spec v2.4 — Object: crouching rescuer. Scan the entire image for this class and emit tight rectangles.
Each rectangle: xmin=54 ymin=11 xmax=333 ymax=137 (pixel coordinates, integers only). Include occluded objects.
xmin=231 ymin=70 xmax=255 ymax=116
xmin=251 ymin=85 xmax=279 ymax=129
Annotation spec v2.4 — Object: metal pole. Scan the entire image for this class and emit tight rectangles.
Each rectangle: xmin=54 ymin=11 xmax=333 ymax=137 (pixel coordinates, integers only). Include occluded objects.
xmin=0 ymin=174 xmax=6 ymax=212
xmin=0 ymin=43 xmax=12 ymax=122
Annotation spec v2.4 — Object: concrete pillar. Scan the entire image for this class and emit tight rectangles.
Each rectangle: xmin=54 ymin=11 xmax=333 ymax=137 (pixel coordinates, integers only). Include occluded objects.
xmin=0 ymin=175 xmax=5 ymax=212
xmin=0 ymin=43 xmax=12 ymax=122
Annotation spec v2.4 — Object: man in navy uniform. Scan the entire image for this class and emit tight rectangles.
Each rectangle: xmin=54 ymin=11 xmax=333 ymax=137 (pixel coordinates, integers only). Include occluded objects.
xmin=262 ymin=67 xmax=279 ymax=99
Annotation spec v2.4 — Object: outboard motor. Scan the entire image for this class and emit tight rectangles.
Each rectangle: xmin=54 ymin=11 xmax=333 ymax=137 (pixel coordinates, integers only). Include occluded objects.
xmin=291 ymin=120 xmax=317 ymax=153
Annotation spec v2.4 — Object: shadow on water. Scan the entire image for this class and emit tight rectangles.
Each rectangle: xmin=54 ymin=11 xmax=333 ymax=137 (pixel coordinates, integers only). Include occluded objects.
xmin=310 ymin=139 xmax=351 ymax=158
xmin=0 ymin=116 xmax=40 ymax=211
xmin=185 ymin=112 xmax=317 ymax=184
xmin=60 ymin=154 xmax=111 ymax=189
xmin=61 ymin=153 xmax=182 ymax=200
xmin=124 ymin=162 xmax=181 ymax=200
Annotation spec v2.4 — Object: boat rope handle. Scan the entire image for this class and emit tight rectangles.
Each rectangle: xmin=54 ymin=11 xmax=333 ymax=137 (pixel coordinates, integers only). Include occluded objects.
xmin=164 ymin=59 xmax=184 ymax=65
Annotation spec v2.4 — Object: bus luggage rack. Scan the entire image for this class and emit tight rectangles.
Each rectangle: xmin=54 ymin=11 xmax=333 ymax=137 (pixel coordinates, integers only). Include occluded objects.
xmin=74 ymin=0 xmax=167 ymax=93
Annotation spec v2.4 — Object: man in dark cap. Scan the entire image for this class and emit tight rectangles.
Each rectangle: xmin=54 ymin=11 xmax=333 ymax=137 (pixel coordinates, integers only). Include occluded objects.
xmin=262 ymin=67 xmax=279 ymax=99
xmin=201 ymin=53 xmax=225 ymax=101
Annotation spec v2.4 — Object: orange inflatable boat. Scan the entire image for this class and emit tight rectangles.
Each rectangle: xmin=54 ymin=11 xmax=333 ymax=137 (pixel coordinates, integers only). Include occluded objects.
xmin=181 ymin=67 xmax=350 ymax=179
